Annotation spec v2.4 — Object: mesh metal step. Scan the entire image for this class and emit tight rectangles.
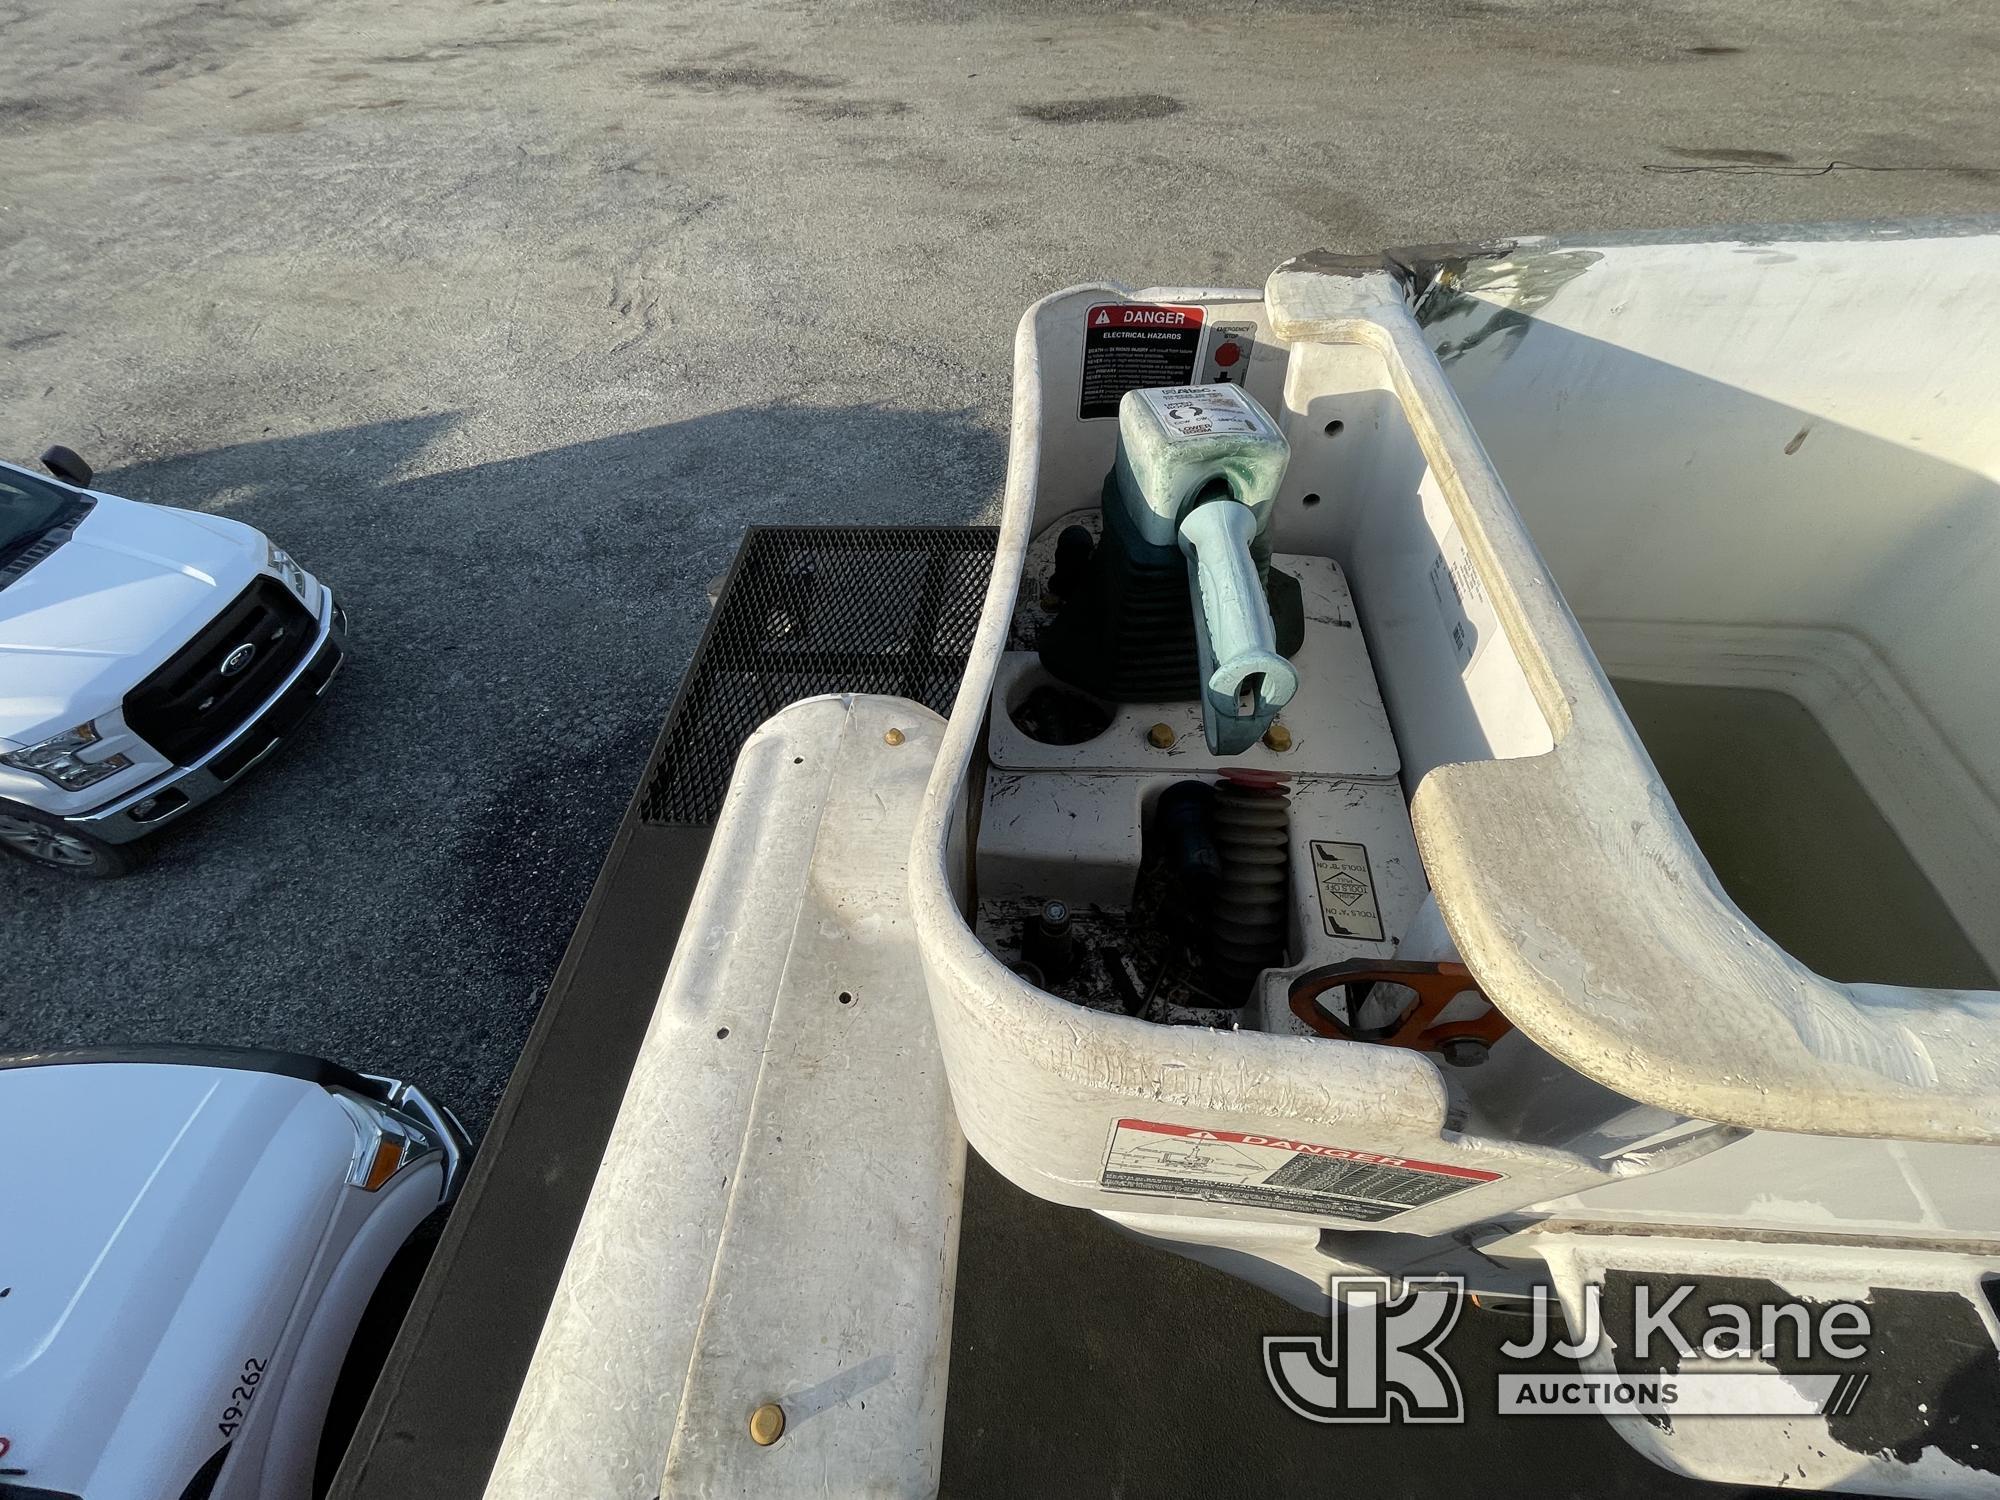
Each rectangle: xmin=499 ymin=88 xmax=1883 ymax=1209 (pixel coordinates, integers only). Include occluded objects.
xmin=641 ymin=526 xmax=997 ymax=825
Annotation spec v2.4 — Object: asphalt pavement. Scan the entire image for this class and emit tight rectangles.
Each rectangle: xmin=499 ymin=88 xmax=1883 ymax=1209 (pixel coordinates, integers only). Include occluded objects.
xmin=3 ymin=3 xmax=1996 ymax=1493
xmin=5 ymin=0 xmax=1999 ymax=1129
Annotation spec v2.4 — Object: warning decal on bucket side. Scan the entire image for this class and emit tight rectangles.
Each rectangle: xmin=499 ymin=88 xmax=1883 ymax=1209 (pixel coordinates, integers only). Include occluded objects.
xmin=1079 ymin=303 xmax=1205 ymax=419
xmin=1311 ymin=839 xmax=1385 ymax=942
xmin=1101 ymin=1120 xmax=1503 ymax=1223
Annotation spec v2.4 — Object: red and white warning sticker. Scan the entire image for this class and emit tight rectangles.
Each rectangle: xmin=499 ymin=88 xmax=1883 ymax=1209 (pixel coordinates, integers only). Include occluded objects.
xmin=1101 ymin=1119 xmax=1502 ymax=1223
xmin=1199 ymin=319 xmax=1257 ymax=385
xmin=1078 ymin=302 xmax=1205 ymax=419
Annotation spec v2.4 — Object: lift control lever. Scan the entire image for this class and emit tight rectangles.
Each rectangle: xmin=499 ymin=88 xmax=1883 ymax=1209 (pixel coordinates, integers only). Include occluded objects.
xmin=1177 ymin=498 xmax=1299 ymax=755
xmin=1113 ymin=383 xmax=1296 ymax=755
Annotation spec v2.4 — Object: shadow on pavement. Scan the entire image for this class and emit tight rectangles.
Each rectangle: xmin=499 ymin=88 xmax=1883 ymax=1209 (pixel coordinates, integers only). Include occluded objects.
xmin=11 ymin=403 xmax=1003 ymax=1137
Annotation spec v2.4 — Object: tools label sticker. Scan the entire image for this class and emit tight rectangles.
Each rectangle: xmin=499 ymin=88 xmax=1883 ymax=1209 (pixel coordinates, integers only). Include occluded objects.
xmin=1079 ymin=303 xmax=1205 ymax=419
xmin=1136 ymin=384 xmax=1271 ymax=441
xmin=1311 ymin=839 xmax=1385 ymax=942
xmin=1198 ymin=320 xmax=1258 ymax=385
xmin=1101 ymin=1119 xmax=1503 ymax=1223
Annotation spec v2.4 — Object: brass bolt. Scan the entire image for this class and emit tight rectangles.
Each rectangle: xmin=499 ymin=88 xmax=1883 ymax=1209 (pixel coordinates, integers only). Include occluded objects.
xmin=1263 ymin=723 xmax=1293 ymax=753
xmin=1146 ymin=722 xmax=1176 ymax=749
xmin=884 ymin=727 xmax=905 ymax=746
xmin=749 ymin=1402 xmax=786 ymax=1446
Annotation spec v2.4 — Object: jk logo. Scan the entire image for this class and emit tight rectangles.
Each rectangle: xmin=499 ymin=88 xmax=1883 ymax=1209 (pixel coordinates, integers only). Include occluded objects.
xmin=1264 ymin=1276 xmax=1465 ymax=1423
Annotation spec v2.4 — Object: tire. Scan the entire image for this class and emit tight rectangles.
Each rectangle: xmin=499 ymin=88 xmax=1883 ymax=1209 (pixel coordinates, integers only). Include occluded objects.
xmin=0 ymin=801 xmax=150 ymax=877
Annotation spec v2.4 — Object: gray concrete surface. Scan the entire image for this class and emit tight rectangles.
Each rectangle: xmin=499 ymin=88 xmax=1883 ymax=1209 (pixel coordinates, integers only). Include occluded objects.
xmin=6 ymin=2 xmax=1995 ymax=1494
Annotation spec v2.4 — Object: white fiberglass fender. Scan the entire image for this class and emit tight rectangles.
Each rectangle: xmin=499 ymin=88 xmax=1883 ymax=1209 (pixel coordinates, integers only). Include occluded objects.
xmin=909 ymin=242 xmax=2000 ymax=1296
xmin=489 ymin=695 xmax=962 ymax=1500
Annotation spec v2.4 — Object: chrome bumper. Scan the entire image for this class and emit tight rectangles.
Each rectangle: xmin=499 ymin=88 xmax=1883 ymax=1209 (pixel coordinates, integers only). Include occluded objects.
xmin=71 ymin=593 xmax=347 ymax=844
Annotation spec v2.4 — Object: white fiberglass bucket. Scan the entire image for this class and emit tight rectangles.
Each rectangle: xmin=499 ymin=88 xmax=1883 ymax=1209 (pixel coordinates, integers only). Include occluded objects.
xmin=910 ymin=224 xmax=2000 ymax=1316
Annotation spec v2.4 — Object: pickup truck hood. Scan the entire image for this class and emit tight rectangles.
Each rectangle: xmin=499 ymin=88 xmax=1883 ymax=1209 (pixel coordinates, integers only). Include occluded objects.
xmin=0 ymin=1062 xmax=353 ymax=1497
xmin=0 ymin=493 xmax=266 ymax=746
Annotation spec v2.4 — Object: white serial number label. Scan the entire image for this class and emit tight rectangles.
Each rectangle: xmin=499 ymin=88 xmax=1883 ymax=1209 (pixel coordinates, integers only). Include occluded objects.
xmin=1137 ymin=384 xmax=1272 ymax=440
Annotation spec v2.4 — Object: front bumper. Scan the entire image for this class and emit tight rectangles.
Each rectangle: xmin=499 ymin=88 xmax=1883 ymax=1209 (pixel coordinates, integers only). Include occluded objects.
xmin=68 ymin=591 xmax=348 ymax=844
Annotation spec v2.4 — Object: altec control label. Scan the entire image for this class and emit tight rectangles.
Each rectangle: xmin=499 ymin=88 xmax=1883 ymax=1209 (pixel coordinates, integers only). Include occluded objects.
xmin=1101 ymin=1119 xmax=1503 ymax=1223
xmin=1079 ymin=303 xmax=1205 ymax=419
xmin=1136 ymin=385 xmax=1273 ymax=441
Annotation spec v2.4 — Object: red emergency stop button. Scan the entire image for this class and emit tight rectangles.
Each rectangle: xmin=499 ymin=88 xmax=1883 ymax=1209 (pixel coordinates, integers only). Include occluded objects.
xmin=1214 ymin=341 xmax=1243 ymax=368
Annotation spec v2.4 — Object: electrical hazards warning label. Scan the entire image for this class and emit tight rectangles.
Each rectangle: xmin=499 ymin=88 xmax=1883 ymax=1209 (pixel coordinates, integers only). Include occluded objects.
xmin=1101 ymin=1119 xmax=1502 ymax=1223
xmin=1079 ymin=303 xmax=1205 ymax=419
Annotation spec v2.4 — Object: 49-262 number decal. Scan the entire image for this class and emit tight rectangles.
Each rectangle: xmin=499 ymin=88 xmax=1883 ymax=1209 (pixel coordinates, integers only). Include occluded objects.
xmin=217 ymin=1357 xmax=267 ymax=1438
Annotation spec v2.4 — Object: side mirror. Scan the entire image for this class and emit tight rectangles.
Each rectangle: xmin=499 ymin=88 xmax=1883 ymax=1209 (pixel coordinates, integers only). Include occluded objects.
xmin=40 ymin=445 xmax=93 ymax=489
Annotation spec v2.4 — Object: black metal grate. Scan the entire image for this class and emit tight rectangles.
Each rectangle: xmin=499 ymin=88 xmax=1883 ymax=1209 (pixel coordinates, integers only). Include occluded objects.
xmin=640 ymin=526 xmax=998 ymax=826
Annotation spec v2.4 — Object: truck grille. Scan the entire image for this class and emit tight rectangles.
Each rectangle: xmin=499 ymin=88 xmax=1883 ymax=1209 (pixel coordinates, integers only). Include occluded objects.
xmin=124 ymin=576 xmax=316 ymax=766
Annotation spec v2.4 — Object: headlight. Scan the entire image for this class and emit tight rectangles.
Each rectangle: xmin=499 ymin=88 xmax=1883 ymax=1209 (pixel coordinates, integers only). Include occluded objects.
xmin=332 ymin=1091 xmax=444 ymax=1191
xmin=0 ymin=720 xmax=133 ymax=791
xmin=267 ymin=541 xmax=312 ymax=601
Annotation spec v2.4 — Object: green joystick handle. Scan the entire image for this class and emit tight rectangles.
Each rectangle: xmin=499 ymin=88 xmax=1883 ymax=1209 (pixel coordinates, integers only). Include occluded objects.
xmin=1177 ymin=498 xmax=1298 ymax=754
xmin=1112 ymin=382 xmax=1296 ymax=754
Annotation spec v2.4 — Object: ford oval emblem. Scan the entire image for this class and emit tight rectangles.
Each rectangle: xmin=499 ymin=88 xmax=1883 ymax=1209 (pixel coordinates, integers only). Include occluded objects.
xmin=221 ymin=642 xmax=258 ymax=677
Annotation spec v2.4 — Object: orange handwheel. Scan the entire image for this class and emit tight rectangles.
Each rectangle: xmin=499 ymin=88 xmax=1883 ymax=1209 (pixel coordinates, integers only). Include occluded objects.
xmin=1288 ymin=958 xmax=1512 ymax=1061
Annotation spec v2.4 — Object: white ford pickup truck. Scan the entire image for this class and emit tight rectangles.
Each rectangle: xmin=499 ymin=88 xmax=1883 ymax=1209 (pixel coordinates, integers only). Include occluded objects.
xmin=0 ymin=448 xmax=345 ymax=875
xmin=0 ymin=1044 xmax=467 ymax=1500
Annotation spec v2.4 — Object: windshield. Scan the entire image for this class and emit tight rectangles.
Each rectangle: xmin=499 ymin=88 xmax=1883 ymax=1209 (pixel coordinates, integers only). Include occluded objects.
xmin=0 ymin=466 xmax=83 ymax=560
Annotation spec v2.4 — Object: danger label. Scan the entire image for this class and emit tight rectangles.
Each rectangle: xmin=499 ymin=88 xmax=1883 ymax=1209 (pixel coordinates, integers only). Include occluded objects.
xmin=1101 ymin=1119 xmax=1502 ymax=1223
xmin=1079 ymin=302 xmax=1204 ymax=420
xmin=1310 ymin=840 xmax=1384 ymax=943
xmin=1136 ymin=384 xmax=1272 ymax=441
